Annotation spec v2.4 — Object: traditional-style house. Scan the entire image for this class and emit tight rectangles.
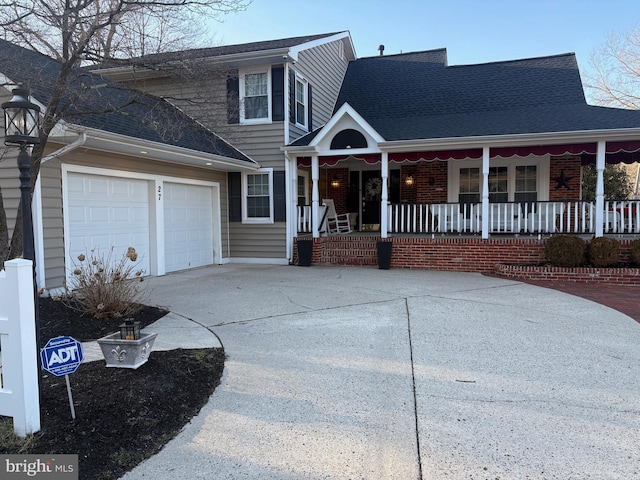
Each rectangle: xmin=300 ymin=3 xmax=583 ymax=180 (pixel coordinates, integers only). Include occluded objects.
xmin=3 ymin=31 xmax=640 ymax=289
xmin=283 ymin=45 xmax=640 ymax=269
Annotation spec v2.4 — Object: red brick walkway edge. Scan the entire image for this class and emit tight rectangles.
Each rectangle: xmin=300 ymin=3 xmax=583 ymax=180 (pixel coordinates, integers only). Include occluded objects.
xmin=494 ymin=263 xmax=640 ymax=285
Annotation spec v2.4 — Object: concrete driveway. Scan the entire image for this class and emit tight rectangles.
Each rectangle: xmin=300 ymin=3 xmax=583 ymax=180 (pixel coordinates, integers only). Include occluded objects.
xmin=121 ymin=264 xmax=640 ymax=480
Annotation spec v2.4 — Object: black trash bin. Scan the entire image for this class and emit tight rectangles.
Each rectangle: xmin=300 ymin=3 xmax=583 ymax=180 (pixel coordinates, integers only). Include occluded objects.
xmin=377 ymin=241 xmax=393 ymax=270
xmin=297 ymin=239 xmax=313 ymax=266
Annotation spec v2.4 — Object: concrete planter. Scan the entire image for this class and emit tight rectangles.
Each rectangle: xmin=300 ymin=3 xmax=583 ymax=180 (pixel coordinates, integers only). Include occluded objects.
xmin=96 ymin=332 xmax=158 ymax=369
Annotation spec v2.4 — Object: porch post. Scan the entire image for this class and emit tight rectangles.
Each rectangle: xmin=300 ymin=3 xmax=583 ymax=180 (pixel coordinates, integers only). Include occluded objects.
xmin=595 ymin=140 xmax=605 ymax=237
xmin=311 ymin=155 xmax=320 ymax=238
xmin=380 ymin=152 xmax=389 ymax=238
xmin=481 ymin=146 xmax=490 ymax=239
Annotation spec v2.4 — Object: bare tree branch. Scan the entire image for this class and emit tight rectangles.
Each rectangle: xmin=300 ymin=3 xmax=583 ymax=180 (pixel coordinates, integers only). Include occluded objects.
xmin=585 ymin=25 xmax=640 ymax=109
xmin=0 ymin=0 xmax=251 ymax=265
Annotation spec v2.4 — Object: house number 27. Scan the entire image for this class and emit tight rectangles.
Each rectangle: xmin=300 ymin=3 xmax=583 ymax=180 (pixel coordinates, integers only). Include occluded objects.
xmin=157 ymin=186 xmax=162 ymax=201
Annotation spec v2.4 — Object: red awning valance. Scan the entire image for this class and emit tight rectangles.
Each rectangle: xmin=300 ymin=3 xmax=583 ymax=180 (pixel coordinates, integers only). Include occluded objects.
xmin=295 ymin=141 xmax=640 ymax=167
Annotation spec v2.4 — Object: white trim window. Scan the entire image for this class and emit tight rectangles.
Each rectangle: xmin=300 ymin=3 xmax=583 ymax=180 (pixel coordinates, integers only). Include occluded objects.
xmin=294 ymin=75 xmax=308 ymax=129
xmin=449 ymin=156 xmax=549 ymax=203
xmin=243 ymin=168 xmax=273 ymax=223
xmin=240 ymin=69 xmax=271 ymax=123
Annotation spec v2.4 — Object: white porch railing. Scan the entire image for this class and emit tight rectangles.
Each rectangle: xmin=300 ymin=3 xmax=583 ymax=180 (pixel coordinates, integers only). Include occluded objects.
xmin=297 ymin=205 xmax=313 ymax=233
xmin=297 ymin=200 xmax=640 ymax=235
xmin=386 ymin=200 xmax=640 ymax=235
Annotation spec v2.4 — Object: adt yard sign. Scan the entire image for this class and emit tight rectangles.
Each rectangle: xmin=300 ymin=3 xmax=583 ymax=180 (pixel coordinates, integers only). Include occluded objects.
xmin=40 ymin=336 xmax=84 ymax=377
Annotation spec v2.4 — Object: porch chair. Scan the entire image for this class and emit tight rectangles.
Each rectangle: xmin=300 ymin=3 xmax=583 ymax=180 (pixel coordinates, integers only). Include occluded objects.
xmin=322 ymin=199 xmax=352 ymax=234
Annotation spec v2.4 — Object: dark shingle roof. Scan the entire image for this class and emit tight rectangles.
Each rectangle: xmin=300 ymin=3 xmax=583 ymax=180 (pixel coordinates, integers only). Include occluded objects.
xmin=96 ymin=32 xmax=343 ymax=68
xmin=325 ymin=49 xmax=640 ymax=142
xmin=0 ymin=39 xmax=254 ymax=163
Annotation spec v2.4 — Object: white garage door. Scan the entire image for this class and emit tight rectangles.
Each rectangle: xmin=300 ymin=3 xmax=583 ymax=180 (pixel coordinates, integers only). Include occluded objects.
xmin=66 ymin=172 xmax=151 ymax=275
xmin=164 ymin=183 xmax=214 ymax=272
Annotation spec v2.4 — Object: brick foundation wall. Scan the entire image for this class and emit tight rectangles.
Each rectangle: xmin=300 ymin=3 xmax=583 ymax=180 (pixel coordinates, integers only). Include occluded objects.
xmin=494 ymin=264 xmax=640 ymax=285
xmin=293 ymin=237 xmax=640 ymax=283
xmin=295 ymin=236 xmax=547 ymax=272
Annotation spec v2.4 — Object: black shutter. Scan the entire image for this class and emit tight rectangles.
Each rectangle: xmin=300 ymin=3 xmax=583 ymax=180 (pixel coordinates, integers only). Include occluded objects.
xmin=273 ymin=170 xmax=286 ymax=222
xmin=272 ymin=66 xmax=285 ymax=121
xmin=307 ymin=84 xmax=313 ymax=131
xmin=226 ymin=71 xmax=239 ymax=124
xmin=228 ymin=172 xmax=242 ymax=221
xmin=289 ymin=70 xmax=296 ymax=123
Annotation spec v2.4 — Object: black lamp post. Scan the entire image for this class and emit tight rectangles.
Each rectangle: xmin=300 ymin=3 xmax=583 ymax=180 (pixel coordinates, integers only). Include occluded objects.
xmin=2 ymin=86 xmax=41 ymax=261
xmin=2 ymin=86 xmax=41 ymax=348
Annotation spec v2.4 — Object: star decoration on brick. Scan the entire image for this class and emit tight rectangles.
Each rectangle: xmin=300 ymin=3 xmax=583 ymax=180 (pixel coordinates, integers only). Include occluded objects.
xmin=552 ymin=169 xmax=574 ymax=190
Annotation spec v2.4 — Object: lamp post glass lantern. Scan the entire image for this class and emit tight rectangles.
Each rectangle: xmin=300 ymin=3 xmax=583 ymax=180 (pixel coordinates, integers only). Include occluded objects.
xmin=2 ymin=86 xmax=40 ymax=263
xmin=3 ymin=86 xmax=40 ymax=147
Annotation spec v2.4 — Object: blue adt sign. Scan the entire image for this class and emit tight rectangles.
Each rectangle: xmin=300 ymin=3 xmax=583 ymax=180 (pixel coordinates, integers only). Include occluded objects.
xmin=40 ymin=336 xmax=84 ymax=377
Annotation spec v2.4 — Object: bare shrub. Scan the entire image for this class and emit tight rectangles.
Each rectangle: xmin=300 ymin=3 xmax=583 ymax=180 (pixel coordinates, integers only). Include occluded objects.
xmin=63 ymin=247 xmax=146 ymax=319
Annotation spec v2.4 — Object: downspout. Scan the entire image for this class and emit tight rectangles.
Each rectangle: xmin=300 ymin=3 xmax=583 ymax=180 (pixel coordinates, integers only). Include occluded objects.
xmin=33 ymin=131 xmax=87 ymax=293
xmin=285 ymin=151 xmax=294 ymax=263
xmin=284 ymin=61 xmax=293 ymax=262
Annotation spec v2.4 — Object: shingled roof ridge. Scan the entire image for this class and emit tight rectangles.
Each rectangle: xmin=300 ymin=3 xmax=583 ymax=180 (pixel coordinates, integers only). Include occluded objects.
xmin=97 ymin=31 xmax=345 ymax=68
xmin=358 ymin=47 xmax=447 ymax=61
xmin=449 ymin=51 xmax=578 ymax=69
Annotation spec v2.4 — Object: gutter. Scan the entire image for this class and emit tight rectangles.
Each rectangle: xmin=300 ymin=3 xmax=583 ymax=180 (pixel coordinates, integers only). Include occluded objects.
xmin=378 ymin=127 xmax=640 ymax=153
xmin=41 ymin=131 xmax=87 ymax=163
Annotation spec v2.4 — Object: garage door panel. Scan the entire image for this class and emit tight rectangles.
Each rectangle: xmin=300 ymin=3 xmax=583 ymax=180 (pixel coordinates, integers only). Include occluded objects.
xmin=67 ymin=172 xmax=150 ymax=277
xmin=164 ymin=183 xmax=214 ymax=273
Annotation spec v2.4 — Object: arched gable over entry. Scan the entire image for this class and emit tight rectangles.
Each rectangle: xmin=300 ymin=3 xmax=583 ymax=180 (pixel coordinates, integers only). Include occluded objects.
xmin=330 ymin=129 xmax=368 ymax=150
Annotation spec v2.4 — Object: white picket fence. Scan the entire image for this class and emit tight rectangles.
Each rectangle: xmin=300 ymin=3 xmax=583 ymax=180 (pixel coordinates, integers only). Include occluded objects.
xmin=0 ymin=259 xmax=40 ymax=436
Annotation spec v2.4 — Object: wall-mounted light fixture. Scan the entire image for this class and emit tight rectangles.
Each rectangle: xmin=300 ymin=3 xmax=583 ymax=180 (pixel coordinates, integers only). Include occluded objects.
xmin=404 ymin=175 xmax=415 ymax=187
xmin=331 ymin=177 xmax=340 ymax=188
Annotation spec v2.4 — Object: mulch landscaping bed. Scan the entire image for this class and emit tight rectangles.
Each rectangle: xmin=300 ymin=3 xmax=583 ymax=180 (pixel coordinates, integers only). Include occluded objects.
xmin=1 ymin=297 xmax=226 ymax=480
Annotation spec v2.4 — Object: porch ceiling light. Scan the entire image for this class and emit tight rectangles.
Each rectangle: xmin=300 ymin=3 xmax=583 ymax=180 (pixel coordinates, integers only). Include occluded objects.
xmin=2 ymin=86 xmax=40 ymax=147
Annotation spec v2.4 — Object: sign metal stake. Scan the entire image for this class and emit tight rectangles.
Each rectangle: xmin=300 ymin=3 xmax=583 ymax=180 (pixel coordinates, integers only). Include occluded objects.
xmin=64 ymin=374 xmax=76 ymax=420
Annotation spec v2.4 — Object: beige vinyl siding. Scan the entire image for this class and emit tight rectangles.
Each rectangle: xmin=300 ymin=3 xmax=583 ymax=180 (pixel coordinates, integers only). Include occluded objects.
xmin=40 ymin=159 xmax=65 ymax=288
xmin=38 ymin=149 xmax=230 ymax=289
xmin=228 ymin=223 xmax=285 ymax=258
xmin=0 ymin=149 xmax=20 ymax=242
xmin=291 ymin=40 xmax=350 ymax=142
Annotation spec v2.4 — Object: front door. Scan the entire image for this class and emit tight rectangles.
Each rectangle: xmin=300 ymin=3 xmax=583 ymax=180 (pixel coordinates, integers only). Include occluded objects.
xmin=362 ymin=170 xmax=382 ymax=230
